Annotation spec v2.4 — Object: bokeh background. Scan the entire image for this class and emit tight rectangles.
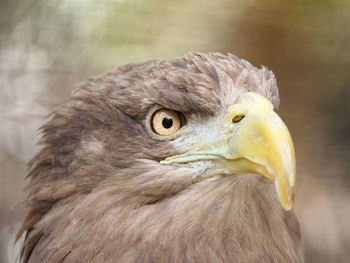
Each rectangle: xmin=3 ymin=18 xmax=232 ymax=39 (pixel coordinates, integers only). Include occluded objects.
xmin=1 ymin=0 xmax=349 ymax=262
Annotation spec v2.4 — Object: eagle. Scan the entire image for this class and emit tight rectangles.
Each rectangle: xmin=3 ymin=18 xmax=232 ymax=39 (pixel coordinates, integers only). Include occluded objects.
xmin=17 ymin=52 xmax=303 ymax=263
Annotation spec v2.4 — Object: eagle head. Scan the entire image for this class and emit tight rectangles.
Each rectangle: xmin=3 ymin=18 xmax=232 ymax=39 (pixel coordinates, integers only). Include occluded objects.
xmin=18 ymin=52 xmax=303 ymax=263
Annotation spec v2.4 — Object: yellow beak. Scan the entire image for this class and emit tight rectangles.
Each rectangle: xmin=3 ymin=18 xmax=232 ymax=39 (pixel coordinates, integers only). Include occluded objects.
xmin=161 ymin=92 xmax=296 ymax=211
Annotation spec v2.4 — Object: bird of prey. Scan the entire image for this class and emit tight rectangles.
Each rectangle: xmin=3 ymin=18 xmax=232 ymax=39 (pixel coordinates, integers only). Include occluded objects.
xmin=17 ymin=52 xmax=303 ymax=263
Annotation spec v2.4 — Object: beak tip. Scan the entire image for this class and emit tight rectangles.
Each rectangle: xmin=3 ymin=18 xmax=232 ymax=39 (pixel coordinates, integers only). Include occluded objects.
xmin=275 ymin=179 xmax=295 ymax=211
xmin=283 ymin=204 xmax=293 ymax=211
xmin=282 ymin=194 xmax=295 ymax=211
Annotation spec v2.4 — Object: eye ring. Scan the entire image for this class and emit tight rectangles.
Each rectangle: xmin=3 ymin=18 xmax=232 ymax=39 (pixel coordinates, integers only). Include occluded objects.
xmin=148 ymin=108 xmax=186 ymax=137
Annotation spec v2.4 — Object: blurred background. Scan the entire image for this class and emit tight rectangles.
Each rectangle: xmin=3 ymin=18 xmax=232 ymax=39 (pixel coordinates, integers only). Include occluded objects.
xmin=0 ymin=0 xmax=349 ymax=262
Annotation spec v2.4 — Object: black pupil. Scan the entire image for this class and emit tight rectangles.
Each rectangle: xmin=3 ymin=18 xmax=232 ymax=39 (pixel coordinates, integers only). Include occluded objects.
xmin=162 ymin=116 xmax=173 ymax=129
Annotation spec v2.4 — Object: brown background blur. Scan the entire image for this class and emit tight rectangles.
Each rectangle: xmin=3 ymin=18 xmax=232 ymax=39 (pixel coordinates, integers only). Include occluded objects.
xmin=1 ymin=0 xmax=349 ymax=262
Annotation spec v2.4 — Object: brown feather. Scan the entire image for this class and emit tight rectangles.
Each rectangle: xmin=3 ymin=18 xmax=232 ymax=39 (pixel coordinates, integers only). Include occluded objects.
xmin=18 ymin=52 xmax=302 ymax=262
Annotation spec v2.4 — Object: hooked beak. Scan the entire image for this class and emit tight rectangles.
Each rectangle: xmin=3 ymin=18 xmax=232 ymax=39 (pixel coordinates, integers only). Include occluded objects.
xmin=161 ymin=92 xmax=296 ymax=211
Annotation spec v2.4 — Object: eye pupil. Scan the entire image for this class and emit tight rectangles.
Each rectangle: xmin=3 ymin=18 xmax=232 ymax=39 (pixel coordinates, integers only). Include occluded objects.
xmin=162 ymin=116 xmax=173 ymax=129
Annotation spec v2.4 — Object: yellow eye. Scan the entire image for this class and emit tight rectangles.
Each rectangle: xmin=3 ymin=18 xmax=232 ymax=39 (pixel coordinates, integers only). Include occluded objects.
xmin=150 ymin=108 xmax=186 ymax=136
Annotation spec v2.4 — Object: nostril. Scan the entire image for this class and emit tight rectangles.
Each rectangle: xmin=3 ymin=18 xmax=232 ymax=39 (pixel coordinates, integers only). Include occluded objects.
xmin=232 ymin=115 xmax=245 ymax=123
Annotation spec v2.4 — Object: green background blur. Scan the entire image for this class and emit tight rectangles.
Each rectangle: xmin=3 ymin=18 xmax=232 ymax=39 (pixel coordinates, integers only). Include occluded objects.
xmin=1 ymin=0 xmax=349 ymax=262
